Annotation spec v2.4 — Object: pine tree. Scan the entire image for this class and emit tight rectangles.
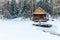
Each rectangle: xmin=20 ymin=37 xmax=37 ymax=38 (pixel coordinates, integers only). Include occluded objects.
xmin=9 ymin=0 xmax=19 ymax=18
xmin=18 ymin=0 xmax=22 ymax=16
xmin=36 ymin=1 xmax=52 ymax=14
xmin=21 ymin=1 xmax=31 ymax=18
xmin=18 ymin=0 xmax=21 ymax=10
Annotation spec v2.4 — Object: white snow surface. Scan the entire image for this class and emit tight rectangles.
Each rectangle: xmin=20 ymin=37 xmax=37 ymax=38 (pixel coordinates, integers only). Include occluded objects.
xmin=0 ymin=18 xmax=60 ymax=40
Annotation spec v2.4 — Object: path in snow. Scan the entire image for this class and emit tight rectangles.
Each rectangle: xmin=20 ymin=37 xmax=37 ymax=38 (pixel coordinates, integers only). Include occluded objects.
xmin=33 ymin=18 xmax=60 ymax=36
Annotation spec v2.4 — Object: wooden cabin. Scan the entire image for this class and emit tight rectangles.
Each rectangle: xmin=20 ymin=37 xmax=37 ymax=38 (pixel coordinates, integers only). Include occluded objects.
xmin=32 ymin=7 xmax=48 ymax=22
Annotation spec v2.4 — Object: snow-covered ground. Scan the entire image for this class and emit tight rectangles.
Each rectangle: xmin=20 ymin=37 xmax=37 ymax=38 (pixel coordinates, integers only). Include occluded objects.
xmin=0 ymin=18 xmax=60 ymax=40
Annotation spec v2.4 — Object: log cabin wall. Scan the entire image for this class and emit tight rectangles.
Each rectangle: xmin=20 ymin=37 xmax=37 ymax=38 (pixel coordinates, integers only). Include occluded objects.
xmin=33 ymin=14 xmax=47 ymax=20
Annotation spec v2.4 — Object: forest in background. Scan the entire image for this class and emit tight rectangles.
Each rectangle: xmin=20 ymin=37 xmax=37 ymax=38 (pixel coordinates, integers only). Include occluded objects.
xmin=0 ymin=0 xmax=60 ymax=19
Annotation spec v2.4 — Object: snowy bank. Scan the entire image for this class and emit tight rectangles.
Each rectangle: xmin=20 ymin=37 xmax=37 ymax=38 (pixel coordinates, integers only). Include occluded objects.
xmin=0 ymin=18 xmax=60 ymax=40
